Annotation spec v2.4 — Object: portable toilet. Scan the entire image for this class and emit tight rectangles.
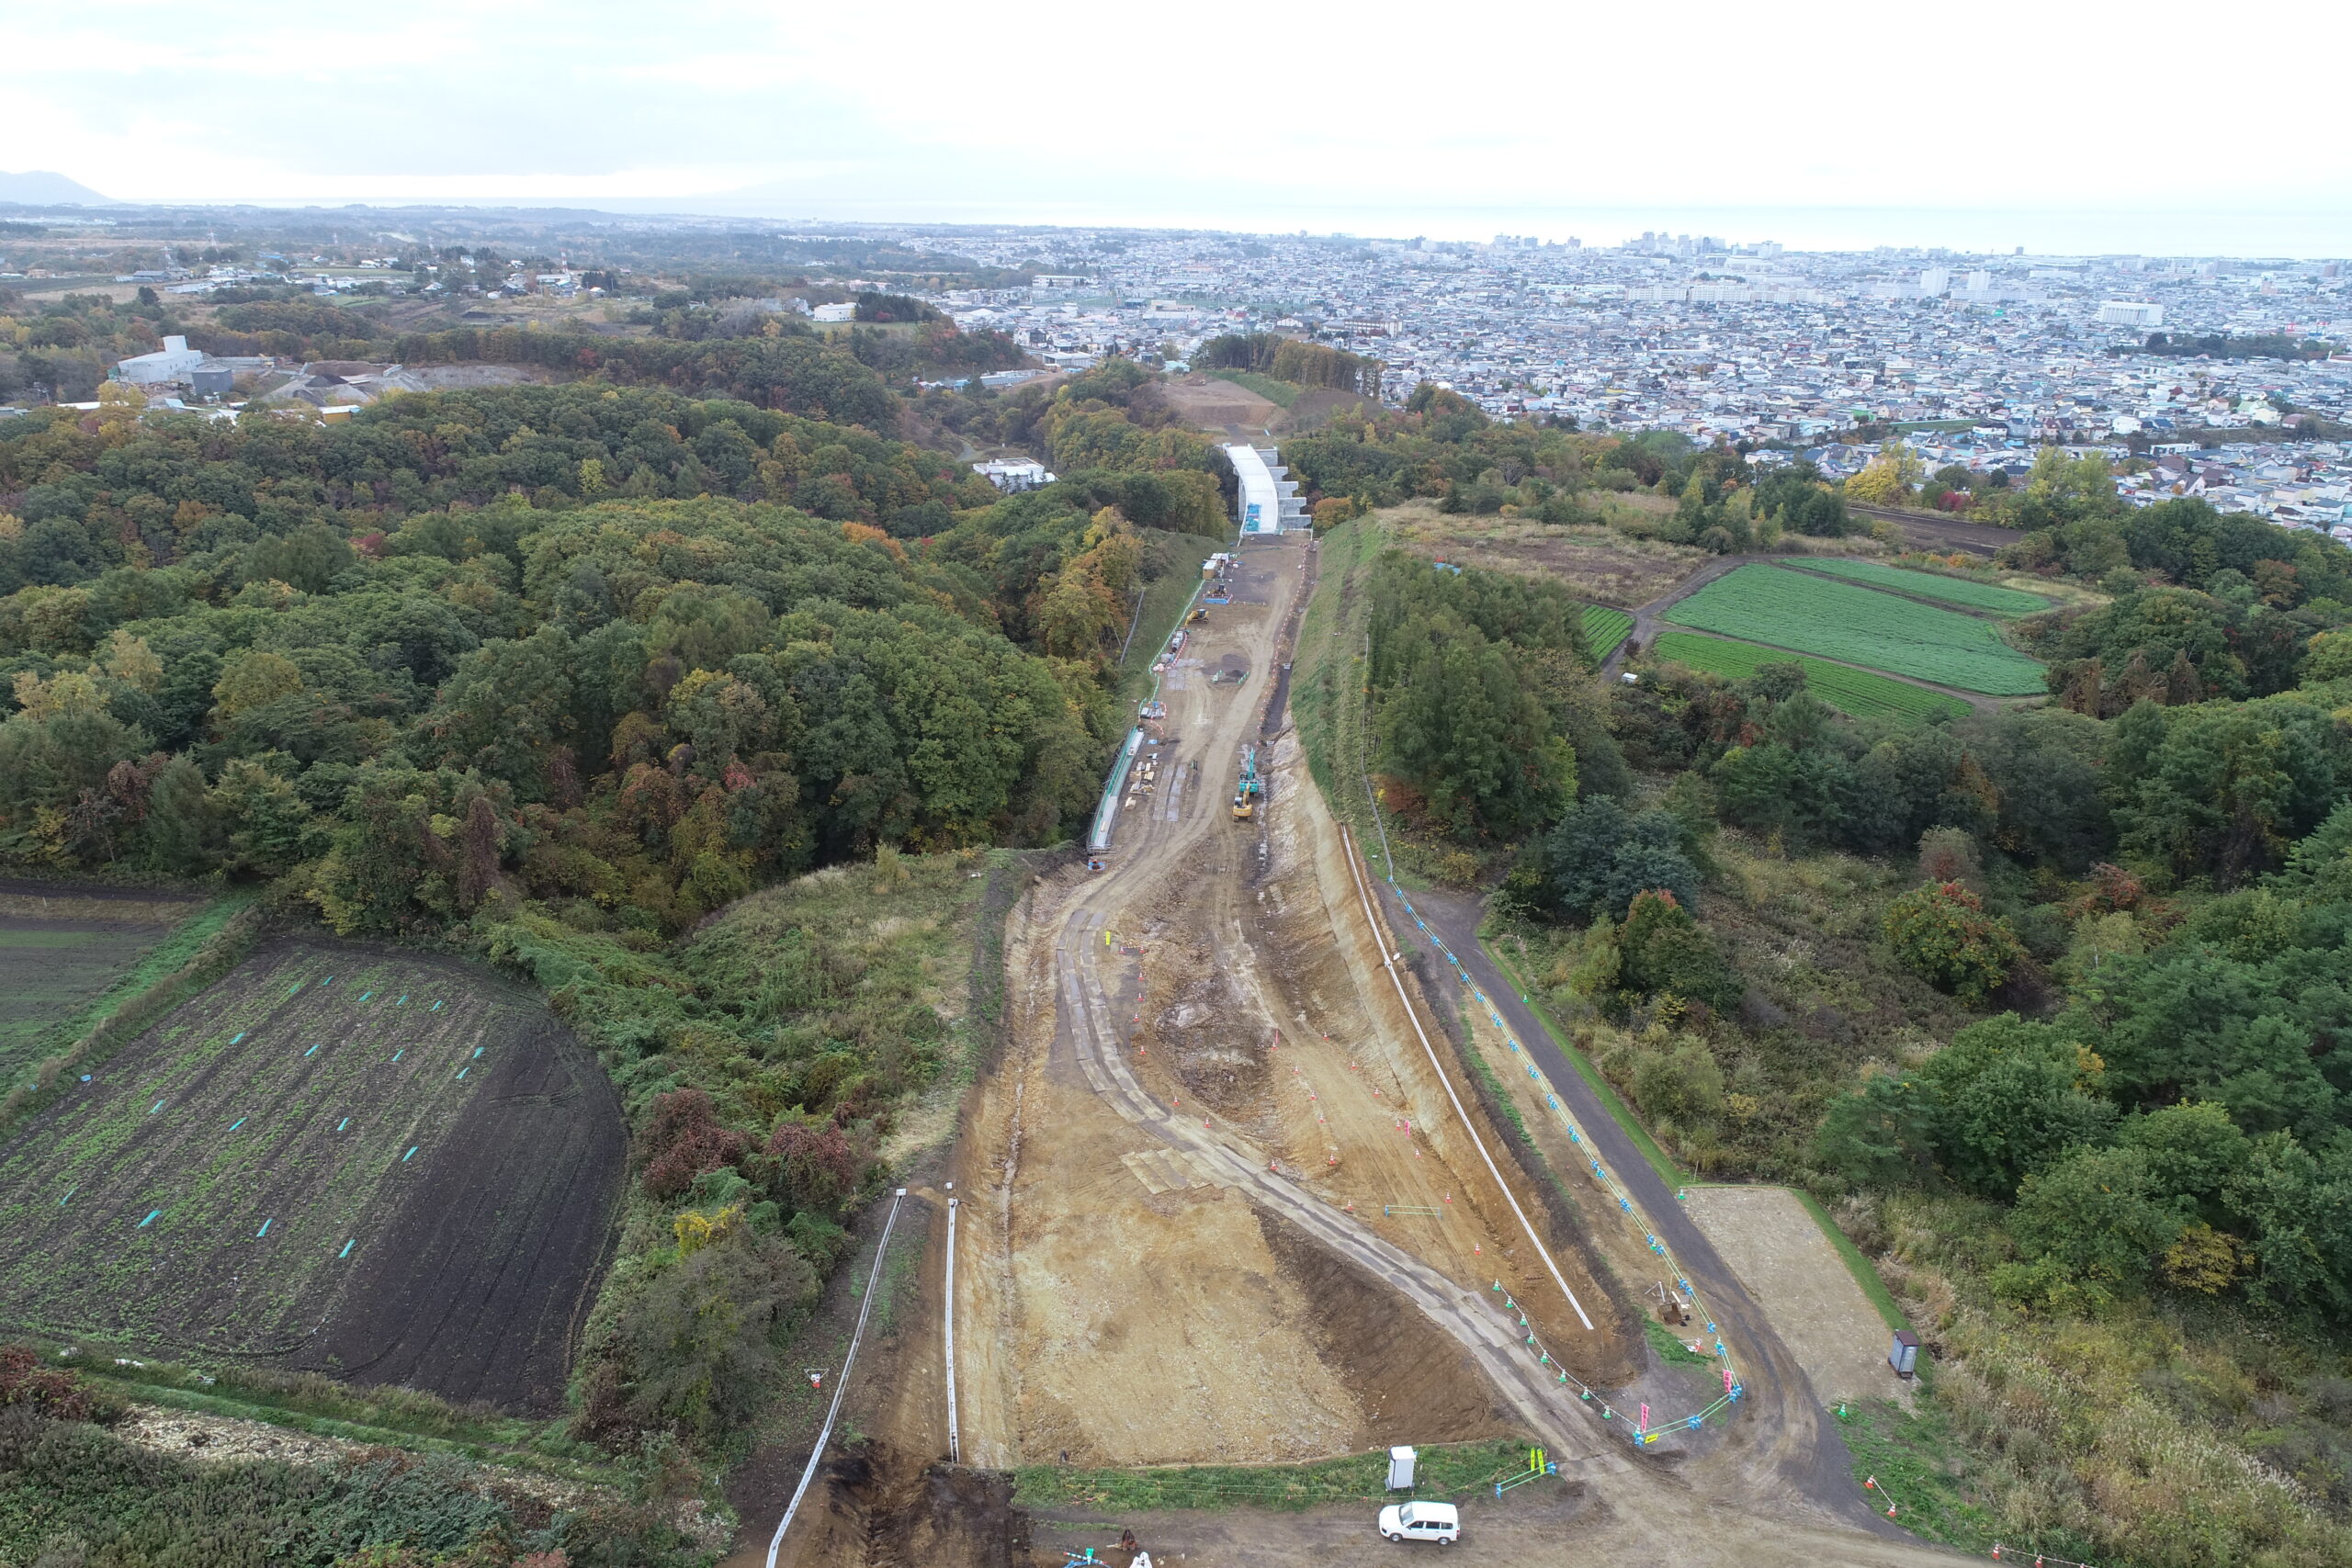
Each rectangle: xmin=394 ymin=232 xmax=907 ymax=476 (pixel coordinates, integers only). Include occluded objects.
xmin=1889 ymin=1329 xmax=1920 ymax=1379
xmin=1386 ymin=1446 xmax=1417 ymax=1491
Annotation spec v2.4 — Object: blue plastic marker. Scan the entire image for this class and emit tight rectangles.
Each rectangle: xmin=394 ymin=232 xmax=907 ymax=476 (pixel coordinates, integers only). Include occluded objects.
xmin=55 ymin=1186 xmax=74 ymax=1207
xmin=255 ymin=1219 xmax=271 ymax=1238
xmin=402 ymin=1145 xmax=417 ymax=1162
xmin=336 ymin=1117 xmax=349 ymax=1132
xmin=339 ymin=1239 xmax=356 ymax=1258
xmin=227 ymin=1117 xmax=245 ymax=1132
xmin=455 ymin=1066 xmax=469 ymax=1080
xmin=395 ymin=994 xmax=407 ymax=1006
xmin=287 ymin=983 xmax=302 ymax=998
xmin=320 ymin=976 xmax=334 ymax=987
xmin=358 ymin=991 xmax=372 ymax=1002
xmin=303 ymin=1044 xmax=320 ymax=1058
xmin=149 ymin=1099 xmax=165 ymax=1114
xmin=138 ymin=1210 xmax=161 ymax=1227
xmin=430 ymin=1000 xmax=443 ymax=1011
xmin=472 ymin=1046 xmax=483 ymax=1059
xmin=390 ymin=1049 xmax=403 ymax=1063
xmin=230 ymin=1032 xmax=244 ymax=1044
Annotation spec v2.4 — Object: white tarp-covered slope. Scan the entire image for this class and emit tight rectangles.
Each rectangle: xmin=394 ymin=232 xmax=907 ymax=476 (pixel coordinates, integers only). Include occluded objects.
xmin=1224 ymin=443 xmax=1309 ymax=534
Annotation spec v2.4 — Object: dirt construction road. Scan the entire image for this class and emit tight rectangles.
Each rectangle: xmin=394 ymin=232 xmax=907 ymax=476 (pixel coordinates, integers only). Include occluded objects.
xmin=935 ymin=537 xmax=1965 ymax=1565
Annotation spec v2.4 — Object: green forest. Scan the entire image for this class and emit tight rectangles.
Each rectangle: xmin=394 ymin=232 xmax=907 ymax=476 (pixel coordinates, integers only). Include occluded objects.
xmin=1286 ymin=406 xmax=2352 ymax=1566
xmin=1238 ymin=369 xmax=2352 ymax=1564
xmin=0 ymin=349 xmax=1241 ymax=1560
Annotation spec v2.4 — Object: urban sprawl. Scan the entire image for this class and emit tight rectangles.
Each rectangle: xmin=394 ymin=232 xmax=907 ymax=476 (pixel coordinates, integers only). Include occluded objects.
xmin=922 ymin=231 xmax=2352 ymax=538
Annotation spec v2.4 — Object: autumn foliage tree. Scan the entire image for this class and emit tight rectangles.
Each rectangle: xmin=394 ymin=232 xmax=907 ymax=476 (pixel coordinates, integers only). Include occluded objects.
xmin=1883 ymin=879 xmax=2027 ymax=1001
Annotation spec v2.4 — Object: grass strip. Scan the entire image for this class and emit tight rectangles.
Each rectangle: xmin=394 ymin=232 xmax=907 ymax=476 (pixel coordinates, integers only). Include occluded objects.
xmin=1115 ymin=529 xmax=1222 ymax=703
xmin=1832 ymin=1398 xmax=2007 ymax=1554
xmin=1581 ymin=604 xmax=1634 ymax=659
xmin=0 ymin=894 xmax=260 ymax=1137
xmin=1012 ymin=1439 xmax=1530 ymax=1513
xmin=1644 ymin=1315 xmax=1713 ymax=1368
xmin=1454 ymin=998 xmax=1531 ymax=1145
xmin=1792 ymin=1188 xmax=1912 ymax=1333
xmin=1480 ymin=939 xmax=1689 ymax=1188
xmin=83 ymin=1356 xmax=539 ymax=1447
xmin=1786 ymin=558 xmax=2050 ymax=615
xmin=1204 ymin=368 xmax=1300 ymax=408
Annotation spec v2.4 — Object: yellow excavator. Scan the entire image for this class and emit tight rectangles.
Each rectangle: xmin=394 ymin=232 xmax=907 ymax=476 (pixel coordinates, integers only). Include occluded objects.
xmin=1231 ymin=745 xmax=1261 ymax=820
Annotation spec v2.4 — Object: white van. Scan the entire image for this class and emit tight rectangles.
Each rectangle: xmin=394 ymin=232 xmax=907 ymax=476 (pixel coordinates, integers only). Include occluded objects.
xmin=1377 ymin=1500 xmax=1460 ymax=1544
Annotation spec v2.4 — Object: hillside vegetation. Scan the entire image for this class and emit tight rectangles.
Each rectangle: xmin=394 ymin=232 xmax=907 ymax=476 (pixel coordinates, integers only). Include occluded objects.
xmin=1295 ymin=413 xmax=2352 ymax=1566
xmin=0 ymin=357 xmax=1241 ymax=1522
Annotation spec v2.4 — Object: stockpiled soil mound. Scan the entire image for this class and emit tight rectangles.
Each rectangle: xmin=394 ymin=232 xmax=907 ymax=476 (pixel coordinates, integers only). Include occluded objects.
xmin=0 ymin=935 xmax=624 ymax=1412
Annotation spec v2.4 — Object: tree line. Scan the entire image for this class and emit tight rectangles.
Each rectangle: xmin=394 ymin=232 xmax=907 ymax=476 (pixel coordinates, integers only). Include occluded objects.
xmin=1195 ymin=333 xmax=1382 ymax=396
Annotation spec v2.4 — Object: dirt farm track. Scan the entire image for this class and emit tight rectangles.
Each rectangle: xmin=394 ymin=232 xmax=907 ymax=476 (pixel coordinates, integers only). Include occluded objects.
xmin=0 ymin=935 xmax=625 ymax=1411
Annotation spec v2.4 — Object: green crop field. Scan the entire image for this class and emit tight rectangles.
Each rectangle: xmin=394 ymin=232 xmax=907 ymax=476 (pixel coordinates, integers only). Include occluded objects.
xmin=1788 ymin=559 xmax=2052 ymax=616
xmin=0 ymin=938 xmax=622 ymax=1408
xmin=1651 ymin=633 xmax=1971 ymax=721
xmin=1583 ymin=604 xmax=1634 ymax=658
xmin=0 ymin=890 xmax=217 ymax=1089
xmin=1662 ymin=565 xmax=2047 ymax=695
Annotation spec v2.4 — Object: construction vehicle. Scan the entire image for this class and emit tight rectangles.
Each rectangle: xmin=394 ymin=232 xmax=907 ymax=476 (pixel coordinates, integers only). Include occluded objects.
xmin=1231 ymin=745 xmax=1261 ymax=820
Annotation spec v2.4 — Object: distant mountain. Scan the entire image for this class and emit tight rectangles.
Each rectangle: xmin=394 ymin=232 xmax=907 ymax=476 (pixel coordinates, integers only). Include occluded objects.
xmin=0 ymin=171 xmax=119 ymax=206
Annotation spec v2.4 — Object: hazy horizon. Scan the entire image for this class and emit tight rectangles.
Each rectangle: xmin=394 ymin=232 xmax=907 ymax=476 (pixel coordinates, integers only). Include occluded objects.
xmin=8 ymin=184 xmax=2342 ymax=262
xmin=11 ymin=0 xmax=2347 ymax=257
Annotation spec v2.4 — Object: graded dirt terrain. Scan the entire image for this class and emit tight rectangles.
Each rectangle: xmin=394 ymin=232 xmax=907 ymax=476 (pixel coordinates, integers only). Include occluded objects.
xmin=952 ymin=539 xmax=1636 ymax=1478
xmin=1157 ymin=374 xmax=1280 ymax=434
xmin=1683 ymin=1186 xmax=1912 ymax=1411
xmin=0 ymin=936 xmax=623 ymax=1410
xmin=751 ymin=532 xmax=1969 ymax=1567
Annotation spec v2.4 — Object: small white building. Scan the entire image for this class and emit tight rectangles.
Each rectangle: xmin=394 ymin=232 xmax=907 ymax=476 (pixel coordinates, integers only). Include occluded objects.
xmin=112 ymin=335 xmax=206 ymax=385
xmin=811 ymin=302 xmax=856 ymax=322
xmin=972 ymin=458 xmax=1052 ymax=492
xmin=2098 ymin=300 xmax=2165 ymax=328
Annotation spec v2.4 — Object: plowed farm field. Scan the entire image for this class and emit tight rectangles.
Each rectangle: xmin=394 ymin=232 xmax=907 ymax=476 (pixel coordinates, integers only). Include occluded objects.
xmin=0 ymin=936 xmax=624 ymax=1411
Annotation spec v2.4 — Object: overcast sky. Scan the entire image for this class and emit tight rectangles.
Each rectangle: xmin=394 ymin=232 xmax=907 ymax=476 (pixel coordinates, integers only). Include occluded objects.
xmin=14 ymin=0 xmax=2351 ymax=254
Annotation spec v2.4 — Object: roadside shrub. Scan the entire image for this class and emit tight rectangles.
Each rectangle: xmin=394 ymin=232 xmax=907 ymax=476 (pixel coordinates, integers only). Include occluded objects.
xmin=635 ymin=1089 xmax=749 ymax=1200
xmin=766 ymin=1114 xmax=862 ymax=1216
xmin=1884 ymin=880 xmax=2025 ymax=1002
xmin=603 ymin=1224 xmax=820 ymax=1447
xmin=1628 ymin=1038 xmax=1725 ymax=1124
xmin=1543 ymin=796 xmax=1700 ymax=920
xmin=0 ymin=1347 xmax=119 ymax=1426
xmin=1618 ymin=889 xmax=1741 ymax=1010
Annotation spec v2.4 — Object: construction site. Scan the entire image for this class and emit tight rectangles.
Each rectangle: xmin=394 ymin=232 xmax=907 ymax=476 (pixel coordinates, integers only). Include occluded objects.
xmin=769 ymin=533 xmax=1963 ymax=1568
